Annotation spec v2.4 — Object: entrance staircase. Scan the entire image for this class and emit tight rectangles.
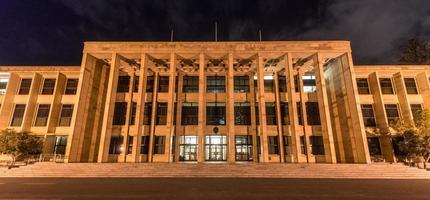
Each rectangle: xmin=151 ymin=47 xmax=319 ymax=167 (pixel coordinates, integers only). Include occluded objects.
xmin=1 ymin=162 xmax=429 ymax=179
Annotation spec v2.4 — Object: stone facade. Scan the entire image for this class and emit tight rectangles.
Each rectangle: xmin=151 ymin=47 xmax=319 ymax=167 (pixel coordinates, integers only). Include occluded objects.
xmin=0 ymin=41 xmax=429 ymax=164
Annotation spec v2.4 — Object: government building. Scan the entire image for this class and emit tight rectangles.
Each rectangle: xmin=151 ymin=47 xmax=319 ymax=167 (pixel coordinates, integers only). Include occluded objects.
xmin=0 ymin=41 xmax=429 ymax=164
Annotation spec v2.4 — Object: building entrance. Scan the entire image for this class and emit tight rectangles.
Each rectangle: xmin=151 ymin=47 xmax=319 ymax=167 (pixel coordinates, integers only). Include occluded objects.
xmin=179 ymin=136 xmax=198 ymax=161
xmin=205 ymin=135 xmax=227 ymax=161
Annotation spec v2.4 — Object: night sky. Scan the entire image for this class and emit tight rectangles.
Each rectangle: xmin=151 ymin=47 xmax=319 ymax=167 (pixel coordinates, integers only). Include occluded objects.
xmin=0 ymin=0 xmax=428 ymax=66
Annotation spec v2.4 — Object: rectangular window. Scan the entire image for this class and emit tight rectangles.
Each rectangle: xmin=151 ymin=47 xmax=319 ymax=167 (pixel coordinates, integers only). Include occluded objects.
xmin=297 ymin=102 xmax=303 ymax=125
xmin=268 ymin=136 xmax=279 ymax=154
xmin=140 ymin=136 xmax=150 ymax=154
xmin=156 ymin=103 xmax=168 ymax=125
xmin=0 ymin=78 xmax=8 ymax=94
xmin=133 ymin=76 xmax=139 ymax=92
xmin=234 ymin=76 xmax=250 ymax=93
xmin=183 ymin=76 xmax=199 ymax=93
xmin=109 ymin=136 xmax=123 ymax=154
xmin=385 ymin=104 xmax=400 ymax=124
xmin=113 ymin=102 xmax=127 ymax=125
xmin=410 ymin=104 xmax=423 ymax=117
xmin=179 ymin=136 xmax=198 ymax=161
xmin=255 ymin=105 xmax=259 ymax=125
xmin=283 ymin=136 xmax=291 ymax=155
xmin=379 ymin=78 xmax=394 ymax=94
xmin=146 ymin=76 xmax=154 ymax=92
xmin=303 ymin=74 xmax=316 ymax=93
xmin=361 ymin=104 xmax=376 ymax=127
xmin=64 ymin=79 xmax=78 ymax=95
xmin=181 ymin=102 xmax=198 ymax=125
xmin=265 ymin=102 xmax=277 ymax=125
xmin=117 ymin=75 xmax=130 ymax=93
xmin=235 ymin=135 xmax=253 ymax=161
xmin=404 ymin=78 xmax=418 ymax=94
xmin=234 ymin=102 xmax=251 ymax=125
xmin=306 ymin=102 xmax=321 ymax=125
xmin=129 ymin=102 xmax=137 ymax=125
xmin=54 ymin=136 xmax=67 ymax=155
xmin=280 ymin=102 xmax=290 ymax=125
xmin=143 ymin=103 xmax=152 ymax=125
xmin=127 ymin=136 xmax=134 ymax=155
xmin=207 ymin=76 xmax=225 ymax=93
xmin=18 ymin=78 xmax=32 ymax=95
xmin=158 ymin=76 xmax=170 ymax=93
xmin=34 ymin=104 xmax=51 ymax=127
xmin=278 ymin=75 xmax=287 ymax=92
xmin=10 ymin=104 xmax=26 ymax=127
xmin=206 ymin=102 xmax=226 ymax=125
xmin=153 ymin=136 xmax=166 ymax=154
xmin=356 ymin=78 xmax=370 ymax=94
xmin=264 ymin=79 xmax=274 ymax=92
xmin=300 ymin=136 xmax=307 ymax=154
xmin=58 ymin=104 xmax=74 ymax=127
xmin=294 ymin=75 xmax=300 ymax=92
xmin=367 ymin=137 xmax=382 ymax=156
xmin=310 ymin=136 xmax=325 ymax=155
xmin=41 ymin=79 xmax=56 ymax=95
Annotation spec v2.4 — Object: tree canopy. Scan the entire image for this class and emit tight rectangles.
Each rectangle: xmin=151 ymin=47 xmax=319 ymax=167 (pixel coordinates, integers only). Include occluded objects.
xmin=399 ymin=37 xmax=430 ymax=64
xmin=0 ymin=129 xmax=43 ymax=163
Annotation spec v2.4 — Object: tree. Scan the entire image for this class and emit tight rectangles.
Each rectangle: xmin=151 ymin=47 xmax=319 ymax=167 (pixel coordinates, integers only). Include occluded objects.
xmin=392 ymin=110 xmax=430 ymax=169
xmin=399 ymin=37 xmax=430 ymax=64
xmin=0 ymin=129 xmax=43 ymax=165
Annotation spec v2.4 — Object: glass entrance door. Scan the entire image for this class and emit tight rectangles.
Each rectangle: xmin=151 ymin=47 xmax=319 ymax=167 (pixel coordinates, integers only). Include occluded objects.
xmin=179 ymin=136 xmax=197 ymax=161
xmin=205 ymin=135 xmax=227 ymax=161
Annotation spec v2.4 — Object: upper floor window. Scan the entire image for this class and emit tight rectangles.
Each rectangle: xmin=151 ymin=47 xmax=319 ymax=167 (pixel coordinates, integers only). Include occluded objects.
xmin=34 ymin=104 xmax=51 ymax=127
xmin=129 ymin=102 xmax=137 ymax=125
xmin=294 ymin=75 xmax=300 ymax=92
xmin=146 ymin=76 xmax=154 ymax=92
xmin=361 ymin=104 xmax=376 ymax=127
xmin=234 ymin=76 xmax=249 ymax=93
xmin=297 ymin=102 xmax=303 ymax=125
xmin=158 ymin=76 xmax=170 ymax=93
xmin=133 ymin=76 xmax=139 ymax=92
xmin=265 ymin=102 xmax=277 ymax=125
xmin=143 ymin=102 xmax=152 ymax=125
xmin=10 ymin=104 xmax=26 ymax=127
xmin=65 ymin=79 xmax=78 ymax=95
xmin=264 ymin=78 xmax=274 ymax=92
xmin=112 ymin=102 xmax=127 ymax=125
xmin=18 ymin=78 xmax=32 ymax=95
xmin=156 ymin=102 xmax=168 ymax=125
xmin=41 ymin=79 xmax=56 ymax=95
xmin=206 ymin=102 xmax=226 ymax=125
xmin=278 ymin=75 xmax=287 ymax=92
xmin=0 ymin=78 xmax=8 ymax=94
xmin=58 ymin=104 xmax=74 ymax=127
xmin=356 ymin=78 xmax=370 ymax=94
xmin=280 ymin=102 xmax=290 ymax=125
xmin=379 ymin=78 xmax=394 ymax=94
xmin=234 ymin=102 xmax=251 ymax=125
xmin=410 ymin=104 xmax=423 ymax=117
xmin=310 ymin=136 xmax=325 ymax=155
xmin=117 ymin=76 xmax=130 ymax=93
xmin=385 ymin=104 xmax=399 ymax=124
xmin=207 ymin=76 xmax=225 ymax=93
xmin=404 ymin=78 xmax=418 ymax=94
xmin=182 ymin=102 xmax=198 ymax=125
xmin=306 ymin=102 xmax=321 ymax=125
xmin=303 ymin=74 xmax=316 ymax=93
xmin=183 ymin=76 xmax=199 ymax=93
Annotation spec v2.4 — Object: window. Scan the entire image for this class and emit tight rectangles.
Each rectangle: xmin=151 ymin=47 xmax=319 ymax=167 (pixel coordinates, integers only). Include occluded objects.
xmin=143 ymin=103 xmax=152 ymax=125
xmin=235 ymin=135 xmax=253 ymax=161
xmin=278 ymin=75 xmax=287 ymax=92
xmin=58 ymin=104 xmax=74 ymax=127
xmin=146 ymin=76 xmax=154 ymax=92
xmin=129 ymin=102 xmax=137 ymax=125
xmin=127 ymin=136 xmax=134 ymax=154
xmin=117 ymin=76 xmax=130 ymax=93
xmin=280 ymin=102 xmax=290 ymax=125
xmin=310 ymin=136 xmax=324 ymax=155
xmin=297 ymin=102 xmax=303 ymax=125
xmin=306 ymin=102 xmax=321 ymax=125
xmin=234 ymin=102 xmax=251 ymax=125
xmin=268 ymin=136 xmax=279 ymax=154
xmin=361 ymin=104 xmax=376 ymax=127
xmin=265 ymin=102 xmax=277 ymax=125
xmin=10 ymin=104 xmax=25 ymax=127
xmin=206 ymin=102 xmax=226 ymax=125
xmin=410 ymin=104 xmax=423 ymax=117
xmin=41 ymin=79 xmax=56 ymax=95
xmin=367 ymin=137 xmax=382 ymax=156
xmin=65 ymin=79 xmax=78 ymax=95
xmin=18 ymin=78 xmax=32 ymax=95
xmin=153 ymin=136 xmax=166 ymax=154
xmin=133 ymin=76 xmax=139 ymax=92
xmin=158 ymin=76 xmax=170 ymax=93
xmin=385 ymin=104 xmax=399 ymax=124
xmin=183 ymin=76 xmax=199 ymax=93
xmin=113 ymin=102 xmax=127 ymax=125
xmin=404 ymin=78 xmax=418 ymax=94
xmin=54 ymin=136 xmax=67 ymax=155
xmin=140 ymin=136 xmax=150 ymax=154
xmin=156 ymin=103 xmax=168 ymax=125
xmin=207 ymin=76 xmax=225 ymax=93
xmin=179 ymin=136 xmax=198 ymax=161
xmin=294 ymin=75 xmax=300 ymax=92
xmin=356 ymin=78 xmax=370 ymax=94
xmin=302 ymin=74 xmax=316 ymax=93
xmin=283 ymin=136 xmax=291 ymax=155
xmin=109 ymin=136 xmax=123 ymax=154
xmin=255 ymin=105 xmax=259 ymax=125
xmin=34 ymin=104 xmax=50 ymax=127
xmin=379 ymin=78 xmax=394 ymax=94
xmin=0 ymin=78 xmax=8 ymax=94
xmin=264 ymin=79 xmax=274 ymax=92
xmin=181 ymin=102 xmax=198 ymax=125
xmin=234 ymin=76 xmax=250 ymax=93
xmin=300 ymin=136 xmax=307 ymax=154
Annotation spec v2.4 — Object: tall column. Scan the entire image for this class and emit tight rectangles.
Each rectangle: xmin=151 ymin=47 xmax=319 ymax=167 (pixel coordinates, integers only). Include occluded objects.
xmin=315 ymin=53 xmax=336 ymax=163
xmin=297 ymin=71 xmax=311 ymax=162
xmin=121 ymin=71 xmax=136 ymax=162
xmin=416 ymin=72 xmax=430 ymax=109
xmin=273 ymin=73 xmax=285 ymax=162
xmin=393 ymin=72 xmax=413 ymax=124
xmin=256 ymin=54 xmax=269 ymax=162
xmin=97 ymin=53 xmax=120 ymax=163
xmin=0 ymin=73 xmax=20 ymax=128
xmin=197 ymin=53 xmax=206 ymax=163
xmin=226 ymin=53 xmax=236 ymax=163
xmin=249 ymin=72 xmax=259 ymax=162
xmin=165 ymin=53 xmax=177 ymax=162
xmin=133 ymin=54 xmax=148 ymax=162
xmin=22 ymin=72 xmax=42 ymax=131
xmin=147 ymin=73 xmax=159 ymax=162
xmin=174 ymin=72 xmax=184 ymax=162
